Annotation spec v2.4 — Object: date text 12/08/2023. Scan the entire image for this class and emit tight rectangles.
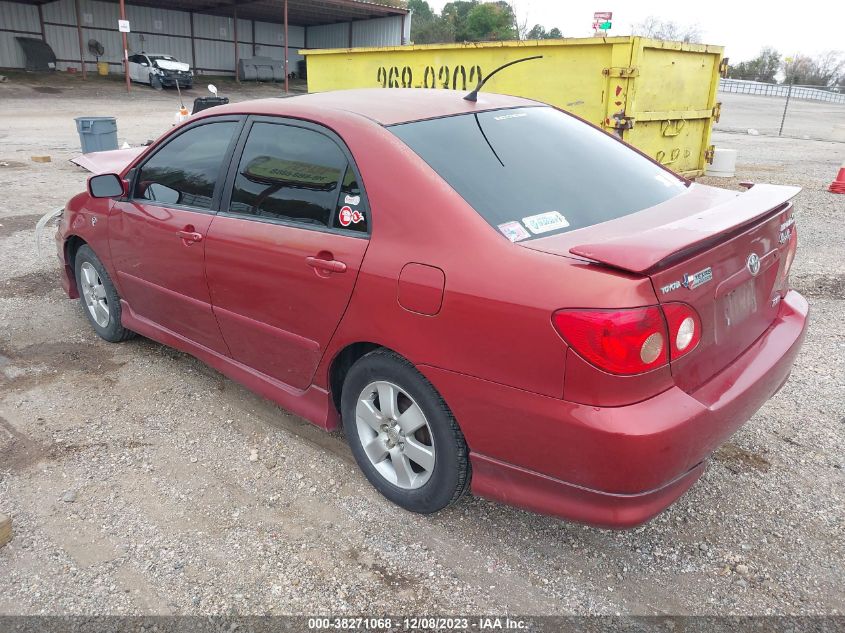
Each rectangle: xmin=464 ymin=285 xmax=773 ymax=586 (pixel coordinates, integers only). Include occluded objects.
xmin=307 ymin=616 xmax=528 ymax=630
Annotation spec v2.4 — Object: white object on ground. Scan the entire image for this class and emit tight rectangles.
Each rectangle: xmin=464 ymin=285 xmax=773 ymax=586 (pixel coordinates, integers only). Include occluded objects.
xmin=34 ymin=207 xmax=64 ymax=256
xmin=705 ymin=148 xmax=738 ymax=178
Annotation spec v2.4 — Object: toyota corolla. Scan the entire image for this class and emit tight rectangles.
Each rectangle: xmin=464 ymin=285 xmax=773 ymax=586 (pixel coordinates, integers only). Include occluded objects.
xmin=54 ymin=88 xmax=808 ymax=528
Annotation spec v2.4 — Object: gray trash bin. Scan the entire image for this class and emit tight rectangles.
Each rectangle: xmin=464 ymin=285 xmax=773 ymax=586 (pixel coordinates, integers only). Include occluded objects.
xmin=74 ymin=116 xmax=118 ymax=153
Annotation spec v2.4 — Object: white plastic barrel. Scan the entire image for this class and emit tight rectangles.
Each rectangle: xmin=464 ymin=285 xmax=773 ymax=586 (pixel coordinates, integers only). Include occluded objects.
xmin=705 ymin=148 xmax=737 ymax=178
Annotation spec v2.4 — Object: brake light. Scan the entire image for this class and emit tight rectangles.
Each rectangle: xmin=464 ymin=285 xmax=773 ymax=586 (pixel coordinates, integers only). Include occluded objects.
xmin=553 ymin=307 xmax=668 ymax=375
xmin=662 ymin=303 xmax=702 ymax=359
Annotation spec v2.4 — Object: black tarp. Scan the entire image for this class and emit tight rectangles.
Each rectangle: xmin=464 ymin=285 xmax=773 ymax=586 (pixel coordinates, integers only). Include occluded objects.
xmin=15 ymin=37 xmax=57 ymax=72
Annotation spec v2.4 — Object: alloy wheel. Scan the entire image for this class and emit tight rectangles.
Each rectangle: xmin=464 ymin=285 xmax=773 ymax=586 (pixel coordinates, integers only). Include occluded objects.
xmin=79 ymin=261 xmax=110 ymax=328
xmin=355 ymin=380 xmax=436 ymax=490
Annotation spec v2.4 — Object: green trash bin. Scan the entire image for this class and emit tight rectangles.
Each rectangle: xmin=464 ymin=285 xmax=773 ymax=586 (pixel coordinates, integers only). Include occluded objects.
xmin=74 ymin=116 xmax=118 ymax=153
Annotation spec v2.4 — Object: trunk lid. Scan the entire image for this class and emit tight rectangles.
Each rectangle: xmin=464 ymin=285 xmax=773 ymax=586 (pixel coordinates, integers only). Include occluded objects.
xmin=521 ymin=183 xmax=800 ymax=392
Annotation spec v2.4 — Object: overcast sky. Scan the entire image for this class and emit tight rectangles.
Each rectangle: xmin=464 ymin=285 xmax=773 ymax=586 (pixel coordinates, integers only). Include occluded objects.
xmin=423 ymin=0 xmax=843 ymax=62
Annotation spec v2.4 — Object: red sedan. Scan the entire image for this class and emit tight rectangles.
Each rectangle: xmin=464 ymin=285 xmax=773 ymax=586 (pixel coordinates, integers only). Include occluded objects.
xmin=55 ymin=89 xmax=808 ymax=528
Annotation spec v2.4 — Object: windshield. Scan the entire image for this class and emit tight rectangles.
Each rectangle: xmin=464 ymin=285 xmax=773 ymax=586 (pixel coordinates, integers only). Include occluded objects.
xmin=389 ymin=107 xmax=687 ymax=242
xmin=149 ymin=55 xmax=176 ymax=62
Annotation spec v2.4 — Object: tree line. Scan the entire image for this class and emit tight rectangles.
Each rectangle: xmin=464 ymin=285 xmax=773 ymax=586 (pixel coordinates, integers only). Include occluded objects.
xmin=408 ymin=0 xmax=563 ymax=44
xmin=727 ymin=48 xmax=845 ymax=88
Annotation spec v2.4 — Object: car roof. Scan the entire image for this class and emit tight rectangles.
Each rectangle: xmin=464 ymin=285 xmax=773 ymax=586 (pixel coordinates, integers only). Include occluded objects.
xmin=206 ymin=89 xmax=544 ymax=126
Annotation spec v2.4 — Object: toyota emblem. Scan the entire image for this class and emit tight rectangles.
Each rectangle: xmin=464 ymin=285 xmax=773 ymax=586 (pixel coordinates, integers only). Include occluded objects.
xmin=746 ymin=252 xmax=761 ymax=276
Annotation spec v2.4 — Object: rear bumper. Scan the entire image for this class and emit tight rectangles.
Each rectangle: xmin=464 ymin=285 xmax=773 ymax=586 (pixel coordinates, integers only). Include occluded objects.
xmin=471 ymin=454 xmax=706 ymax=529
xmin=420 ymin=290 xmax=808 ymax=528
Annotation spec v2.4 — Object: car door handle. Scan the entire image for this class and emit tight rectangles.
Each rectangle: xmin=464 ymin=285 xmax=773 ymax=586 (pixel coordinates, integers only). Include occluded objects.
xmin=178 ymin=230 xmax=203 ymax=243
xmin=306 ymin=256 xmax=347 ymax=273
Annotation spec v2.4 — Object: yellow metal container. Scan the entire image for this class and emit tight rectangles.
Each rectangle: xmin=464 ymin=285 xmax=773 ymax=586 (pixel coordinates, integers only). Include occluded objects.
xmin=301 ymin=37 xmax=725 ymax=177
xmin=97 ymin=61 xmax=109 ymax=76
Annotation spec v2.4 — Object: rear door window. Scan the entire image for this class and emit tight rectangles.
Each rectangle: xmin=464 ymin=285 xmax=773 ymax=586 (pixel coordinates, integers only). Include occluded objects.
xmin=390 ymin=107 xmax=686 ymax=241
xmin=227 ymin=121 xmax=368 ymax=234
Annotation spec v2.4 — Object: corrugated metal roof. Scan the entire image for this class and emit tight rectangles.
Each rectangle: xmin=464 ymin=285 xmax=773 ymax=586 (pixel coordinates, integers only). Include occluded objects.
xmin=1 ymin=0 xmax=404 ymax=72
xmin=6 ymin=0 xmax=408 ymax=26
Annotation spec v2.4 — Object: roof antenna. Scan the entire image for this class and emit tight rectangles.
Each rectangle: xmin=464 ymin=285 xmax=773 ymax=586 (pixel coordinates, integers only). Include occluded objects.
xmin=464 ymin=55 xmax=543 ymax=102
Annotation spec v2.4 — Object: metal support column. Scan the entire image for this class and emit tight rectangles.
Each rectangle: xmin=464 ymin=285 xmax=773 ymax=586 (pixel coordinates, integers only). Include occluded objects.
xmin=283 ymin=0 xmax=289 ymax=94
xmin=119 ymin=0 xmax=130 ymax=92
xmin=233 ymin=5 xmax=239 ymax=82
xmin=37 ymin=4 xmax=46 ymax=40
xmin=73 ymin=0 xmax=86 ymax=79
xmin=190 ymin=12 xmax=196 ymax=72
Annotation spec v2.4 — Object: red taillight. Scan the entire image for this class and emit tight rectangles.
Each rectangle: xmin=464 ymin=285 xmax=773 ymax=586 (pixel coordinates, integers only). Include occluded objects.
xmin=553 ymin=307 xmax=668 ymax=375
xmin=662 ymin=303 xmax=702 ymax=359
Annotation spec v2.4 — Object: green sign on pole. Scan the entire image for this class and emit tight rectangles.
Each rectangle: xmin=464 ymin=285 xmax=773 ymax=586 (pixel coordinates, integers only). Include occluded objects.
xmin=599 ymin=21 xmax=612 ymax=30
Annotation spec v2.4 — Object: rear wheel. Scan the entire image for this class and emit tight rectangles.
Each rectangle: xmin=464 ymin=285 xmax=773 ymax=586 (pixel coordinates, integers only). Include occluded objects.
xmin=74 ymin=245 xmax=135 ymax=343
xmin=341 ymin=349 xmax=470 ymax=513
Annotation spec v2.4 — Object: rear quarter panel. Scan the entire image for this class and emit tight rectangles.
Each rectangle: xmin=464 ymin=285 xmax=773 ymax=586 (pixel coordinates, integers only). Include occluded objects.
xmin=313 ymin=118 xmax=659 ymax=400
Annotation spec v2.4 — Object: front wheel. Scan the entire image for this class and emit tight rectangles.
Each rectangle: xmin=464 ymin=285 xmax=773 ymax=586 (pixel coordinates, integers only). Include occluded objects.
xmin=341 ymin=349 xmax=470 ymax=514
xmin=74 ymin=245 xmax=135 ymax=343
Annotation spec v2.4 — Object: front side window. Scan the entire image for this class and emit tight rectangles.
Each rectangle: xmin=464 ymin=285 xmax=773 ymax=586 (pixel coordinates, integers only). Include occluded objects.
xmin=228 ymin=122 xmax=368 ymax=233
xmin=390 ymin=107 xmax=686 ymax=242
xmin=134 ymin=121 xmax=237 ymax=210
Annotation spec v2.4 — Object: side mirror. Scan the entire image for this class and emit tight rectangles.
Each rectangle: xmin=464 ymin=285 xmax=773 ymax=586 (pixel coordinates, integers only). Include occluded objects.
xmin=88 ymin=173 xmax=125 ymax=198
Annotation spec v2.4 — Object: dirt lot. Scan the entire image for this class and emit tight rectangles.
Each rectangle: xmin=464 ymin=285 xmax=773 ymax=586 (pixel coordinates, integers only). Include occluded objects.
xmin=0 ymin=73 xmax=843 ymax=617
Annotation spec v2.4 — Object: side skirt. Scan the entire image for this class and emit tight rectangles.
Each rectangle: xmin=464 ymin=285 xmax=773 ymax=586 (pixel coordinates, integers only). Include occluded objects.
xmin=120 ymin=300 xmax=340 ymax=431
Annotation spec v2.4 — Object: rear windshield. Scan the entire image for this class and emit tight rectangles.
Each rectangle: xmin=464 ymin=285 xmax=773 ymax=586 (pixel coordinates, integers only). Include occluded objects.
xmin=390 ymin=107 xmax=686 ymax=242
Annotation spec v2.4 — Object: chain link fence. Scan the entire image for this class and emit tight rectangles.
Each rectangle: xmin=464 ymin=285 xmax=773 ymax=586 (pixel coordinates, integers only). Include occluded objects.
xmin=720 ymin=79 xmax=845 ymax=104
xmin=714 ymin=79 xmax=845 ymax=142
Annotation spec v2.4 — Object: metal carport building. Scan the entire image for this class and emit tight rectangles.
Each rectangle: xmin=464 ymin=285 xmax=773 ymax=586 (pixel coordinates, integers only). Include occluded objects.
xmin=0 ymin=0 xmax=410 ymax=91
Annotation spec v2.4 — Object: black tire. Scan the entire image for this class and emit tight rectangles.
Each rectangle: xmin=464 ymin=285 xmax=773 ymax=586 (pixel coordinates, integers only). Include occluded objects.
xmin=73 ymin=245 xmax=135 ymax=343
xmin=341 ymin=349 xmax=470 ymax=513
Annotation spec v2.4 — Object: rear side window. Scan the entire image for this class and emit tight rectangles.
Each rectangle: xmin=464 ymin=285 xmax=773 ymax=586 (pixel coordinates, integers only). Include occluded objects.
xmin=390 ymin=107 xmax=686 ymax=241
xmin=228 ymin=121 xmax=368 ymax=233
xmin=134 ymin=121 xmax=237 ymax=210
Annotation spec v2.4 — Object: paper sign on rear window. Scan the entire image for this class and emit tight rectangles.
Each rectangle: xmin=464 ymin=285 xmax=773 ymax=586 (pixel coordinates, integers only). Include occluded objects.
xmin=522 ymin=211 xmax=569 ymax=235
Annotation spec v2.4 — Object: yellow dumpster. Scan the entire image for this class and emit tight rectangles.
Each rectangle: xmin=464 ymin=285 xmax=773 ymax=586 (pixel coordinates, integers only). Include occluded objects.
xmin=301 ymin=37 xmax=725 ymax=178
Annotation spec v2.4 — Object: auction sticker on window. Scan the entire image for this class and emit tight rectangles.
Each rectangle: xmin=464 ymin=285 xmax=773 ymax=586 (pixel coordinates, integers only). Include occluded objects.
xmin=522 ymin=211 xmax=569 ymax=235
xmin=498 ymin=221 xmax=531 ymax=242
xmin=338 ymin=206 xmax=364 ymax=227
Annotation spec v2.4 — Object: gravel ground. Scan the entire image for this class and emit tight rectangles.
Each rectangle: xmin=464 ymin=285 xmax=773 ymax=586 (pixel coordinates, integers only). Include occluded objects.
xmin=0 ymin=74 xmax=843 ymax=617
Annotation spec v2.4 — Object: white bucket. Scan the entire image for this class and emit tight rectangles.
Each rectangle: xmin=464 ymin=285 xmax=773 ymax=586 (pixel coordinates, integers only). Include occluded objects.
xmin=705 ymin=148 xmax=737 ymax=178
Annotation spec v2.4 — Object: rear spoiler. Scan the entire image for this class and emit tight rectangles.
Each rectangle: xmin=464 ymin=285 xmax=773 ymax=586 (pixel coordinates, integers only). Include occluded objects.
xmin=569 ymin=183 xmax=801 ymax=274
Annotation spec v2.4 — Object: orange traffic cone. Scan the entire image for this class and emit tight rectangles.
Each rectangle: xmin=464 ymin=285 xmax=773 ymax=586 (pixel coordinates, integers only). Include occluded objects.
xmin=830 ymin=161 xmax=845 ymax=194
